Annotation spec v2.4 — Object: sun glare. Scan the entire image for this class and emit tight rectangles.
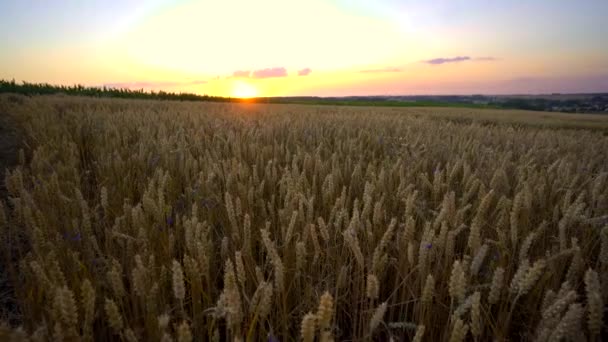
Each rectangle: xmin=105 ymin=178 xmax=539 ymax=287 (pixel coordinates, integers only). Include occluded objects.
xmin=232 ymin=81 xmax=258 ymax=98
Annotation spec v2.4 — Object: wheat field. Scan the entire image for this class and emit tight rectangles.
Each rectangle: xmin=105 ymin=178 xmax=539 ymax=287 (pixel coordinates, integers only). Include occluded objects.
xmin=1 ymin=95 xmax=607 ymax=341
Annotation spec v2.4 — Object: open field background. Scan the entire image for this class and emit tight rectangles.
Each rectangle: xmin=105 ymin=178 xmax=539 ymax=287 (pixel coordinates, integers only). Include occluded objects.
xmin=4 ymin=80 xmax=608 ymax=114
xmin=1 ymin=94 xmax=607 ymax=341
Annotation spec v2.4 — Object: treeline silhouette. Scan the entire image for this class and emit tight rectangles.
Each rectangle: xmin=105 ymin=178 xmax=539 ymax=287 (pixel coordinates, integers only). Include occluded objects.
xmin=6 ymin=79 xmax=600 ymax=113
xmin=0 ymin=79 xmax=235 ymax=102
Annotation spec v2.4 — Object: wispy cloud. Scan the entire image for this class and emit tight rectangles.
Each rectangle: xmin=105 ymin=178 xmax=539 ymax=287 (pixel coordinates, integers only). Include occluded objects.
xmin=298 ymin=68 xmax=312 ymax=76
xmin=424 ymin=56 xmax=471 ymax=65
xmin=422 ymin=56 xmax=500 ymax=65
xmin=103 ymin=80 xmax=207 ymax=89
xmin=232 ymin=70 xmax=251 ymax=78
xmin=475 ymin=57 xmax=499 ymax=61
xmin=252 ymin=67 xmax=288 ymax=79
xmin=231 ymin=67 xmax=289 ymax=79
xmin=360 ymin=67 xmax=402 ymax=73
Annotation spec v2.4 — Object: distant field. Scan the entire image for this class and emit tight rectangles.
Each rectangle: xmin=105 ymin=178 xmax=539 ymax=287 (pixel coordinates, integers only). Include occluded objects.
xmin=258 ymin=98 xmax=500 ymax=110
xmin=395 ymin=106 xmax=608 ymax=131
xmin=278 ymin=103 xmax=608 ymax=130
xmin=1 ymin=95 xmax=607 ymax=341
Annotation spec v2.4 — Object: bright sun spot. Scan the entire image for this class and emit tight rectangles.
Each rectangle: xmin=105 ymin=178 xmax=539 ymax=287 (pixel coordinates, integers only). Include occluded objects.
xmin=232 ymin=81 xmax=258 ymax=98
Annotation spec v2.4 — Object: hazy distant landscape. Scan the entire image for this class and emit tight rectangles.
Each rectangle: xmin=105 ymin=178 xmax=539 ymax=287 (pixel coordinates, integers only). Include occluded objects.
xmin=265 ymin=94 xmax=608 ymax=113
xmin=3 ymin=80 xmax=607 ymax=114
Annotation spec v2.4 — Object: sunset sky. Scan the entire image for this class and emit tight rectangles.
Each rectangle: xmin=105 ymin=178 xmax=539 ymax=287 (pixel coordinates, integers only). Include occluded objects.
xmin=1 ymin=0 xmax=607 ymax=97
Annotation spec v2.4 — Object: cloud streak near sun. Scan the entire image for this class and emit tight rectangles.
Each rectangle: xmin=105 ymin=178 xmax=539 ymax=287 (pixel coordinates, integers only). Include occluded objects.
xmin=232 ymin=70 xmax=251 ymax=78
xmin=252 ymin=67 xmax=288 ymax=78
xmin=232 ymin=67 xmax=284 ymax=79
xmin=298 ymin=68 xmax=312 ymax=76
xmin=232 ymin=67 xmax=311 ymax=79
xmin=232 ymin=67 xmax=287 ymax=79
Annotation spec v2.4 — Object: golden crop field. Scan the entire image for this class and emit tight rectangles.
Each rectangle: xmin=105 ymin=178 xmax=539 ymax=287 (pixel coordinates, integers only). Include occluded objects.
xmin=1 ymin=95 xmax=607 ymax=341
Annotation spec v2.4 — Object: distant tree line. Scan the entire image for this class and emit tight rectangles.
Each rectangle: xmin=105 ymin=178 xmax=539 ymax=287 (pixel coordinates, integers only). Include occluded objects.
xmin=0 ymin=79 xmax=234 ymax=102
xmin=4 ymin=79 xmax=604 ymax=113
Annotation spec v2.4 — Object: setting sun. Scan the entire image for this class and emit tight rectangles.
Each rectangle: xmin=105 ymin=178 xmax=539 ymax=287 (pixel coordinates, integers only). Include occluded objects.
xmin=232 ymin=81 xmax=258 ymax=98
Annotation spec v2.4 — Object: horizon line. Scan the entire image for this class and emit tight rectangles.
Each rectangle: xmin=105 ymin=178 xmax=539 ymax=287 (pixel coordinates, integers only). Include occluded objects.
xmin=1 ymin=79 xmax=607 ymax=98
